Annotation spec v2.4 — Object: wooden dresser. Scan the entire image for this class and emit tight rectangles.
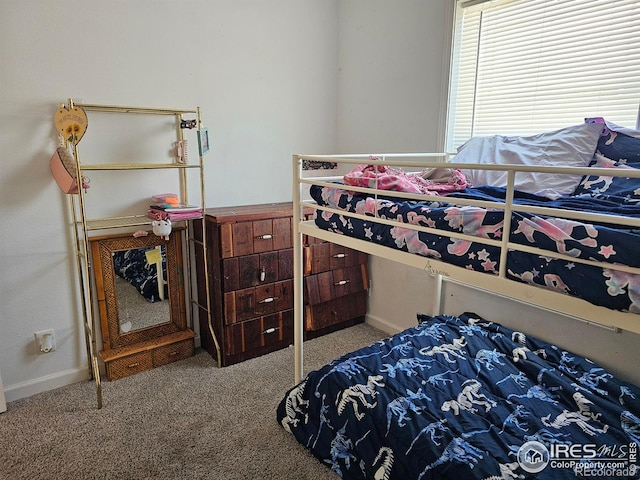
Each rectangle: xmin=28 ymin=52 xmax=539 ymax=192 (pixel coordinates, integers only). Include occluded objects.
xmin=195 ymin=203 xmax=368 ymax=366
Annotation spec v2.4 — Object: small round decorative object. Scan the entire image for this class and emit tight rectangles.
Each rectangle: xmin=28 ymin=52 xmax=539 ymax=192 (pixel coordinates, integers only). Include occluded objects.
xmin=152 ymin=219 xmax=172 ymax=240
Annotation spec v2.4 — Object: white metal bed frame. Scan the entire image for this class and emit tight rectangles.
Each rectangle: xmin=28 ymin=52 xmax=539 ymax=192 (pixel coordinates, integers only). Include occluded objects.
xmin=292 ymin=153 xmax=640 ymax=383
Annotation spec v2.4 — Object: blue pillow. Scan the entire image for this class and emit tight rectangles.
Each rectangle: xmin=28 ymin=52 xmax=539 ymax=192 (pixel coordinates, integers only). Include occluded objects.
xmin=572 ymin=153 xmax=640 ymax=202
xmin=597 ymin=129 xmax=640 ymax=167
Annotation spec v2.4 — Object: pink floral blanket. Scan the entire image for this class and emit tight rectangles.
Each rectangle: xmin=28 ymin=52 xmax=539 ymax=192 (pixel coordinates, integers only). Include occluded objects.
xmin=343 ymin=163 xmax=468 ymax=195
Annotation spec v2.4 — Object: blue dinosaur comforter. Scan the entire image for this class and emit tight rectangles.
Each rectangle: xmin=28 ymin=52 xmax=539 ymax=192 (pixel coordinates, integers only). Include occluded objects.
xmin=277 ymin=313 xmax=640 ymax=479
xmin=310 ymin=184 xmax=640 ymax=313
xmin=112 ymin=247 xmax=166 ymax=303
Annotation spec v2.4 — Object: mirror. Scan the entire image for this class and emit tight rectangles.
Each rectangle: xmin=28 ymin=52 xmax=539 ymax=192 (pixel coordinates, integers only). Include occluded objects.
xmin=113 ymin=245 xmax=169 ymax=333
xmin=90 ymin=231 xmax=187 ymax=350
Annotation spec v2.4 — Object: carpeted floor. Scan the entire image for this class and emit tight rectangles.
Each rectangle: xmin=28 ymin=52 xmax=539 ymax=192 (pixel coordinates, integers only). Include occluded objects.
xmin=0 ymin=323 xmax=386 ymax=480
xmin=115 ymin=277 xmax=169 ymax=332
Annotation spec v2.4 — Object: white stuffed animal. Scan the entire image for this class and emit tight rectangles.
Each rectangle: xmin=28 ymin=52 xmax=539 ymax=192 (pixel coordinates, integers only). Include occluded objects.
xmin=152 ymin=218 xmax=172 ymax=240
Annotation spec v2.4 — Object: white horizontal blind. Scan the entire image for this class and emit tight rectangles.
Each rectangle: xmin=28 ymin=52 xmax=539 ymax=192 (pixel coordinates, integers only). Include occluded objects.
xmin=446 ymin=0 xmax=640 ymax=150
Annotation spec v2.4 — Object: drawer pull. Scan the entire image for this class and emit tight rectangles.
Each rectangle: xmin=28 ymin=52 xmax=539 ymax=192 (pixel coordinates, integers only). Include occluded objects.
xmin=333 ymin=253 xmax=347 ymax=258
xmin=128 ymin=362 xmax=140 ymax=368
xmin=169 ymin=351 xmax=178 ymax=356
xmin=262 ymin=327 xmax=279 ymax=335
xmin=334 ymin=280 xmax=350 ymax=286
xmin=259 ymin=297 xmax=276 ymax=304
xmin=259 ymin=269 xmax=266 ymax=282
xmin=257 ymin=234 xmax=273 ymax=240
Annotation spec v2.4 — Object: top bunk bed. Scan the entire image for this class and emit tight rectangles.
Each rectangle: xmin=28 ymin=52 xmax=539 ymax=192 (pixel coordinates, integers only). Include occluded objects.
xmin=291 ymin=120 xmax=640 ymax=383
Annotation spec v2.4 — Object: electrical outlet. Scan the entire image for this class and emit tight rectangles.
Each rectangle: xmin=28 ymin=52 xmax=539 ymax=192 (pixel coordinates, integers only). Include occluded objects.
xmin=35 ymin=329 xmax=56 ymax=353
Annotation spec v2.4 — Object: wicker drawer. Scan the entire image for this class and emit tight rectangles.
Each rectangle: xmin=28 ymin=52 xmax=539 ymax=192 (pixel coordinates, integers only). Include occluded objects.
xmin=223 ymin=279 xmax=293 ymax=324
xmin=106 ymin=351 xmax=153 ymax=380
xmin=225 ymin=310 xmax=293 ymax=356
xmin=304 ymin=243 xmax=368 ymax=275
xmin=153 ymin=339 xmax=194 ymax=367
xmin=305 ymin=291 xmax=367 ymax=331
xmin=219 ymin=217 xmax=292 ymax=258
xmin=101 ymin=331 xmax=195 ymax=381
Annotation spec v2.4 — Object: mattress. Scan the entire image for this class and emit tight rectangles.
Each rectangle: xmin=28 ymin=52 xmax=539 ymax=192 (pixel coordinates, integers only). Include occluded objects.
xmin=310 ymin=183 xmax=640 ymax=313
xmin=277 ymin=312 xmax=640 ymax=479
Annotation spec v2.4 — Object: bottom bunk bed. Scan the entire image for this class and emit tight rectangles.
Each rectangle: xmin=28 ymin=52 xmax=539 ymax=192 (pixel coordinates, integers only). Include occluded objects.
xmin=277 ymin=312 xmax=640 ymax=480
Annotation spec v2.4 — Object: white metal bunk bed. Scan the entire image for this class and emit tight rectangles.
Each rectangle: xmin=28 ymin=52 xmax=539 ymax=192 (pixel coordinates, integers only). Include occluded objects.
xmin=283 ymin=137 xmax=640 ymax=479
xmin=291 ymin=153 xmax=640 ymax=384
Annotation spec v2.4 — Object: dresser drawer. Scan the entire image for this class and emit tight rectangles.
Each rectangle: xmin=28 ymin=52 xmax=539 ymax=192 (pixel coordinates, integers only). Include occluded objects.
xmin=223 ymin=279 xmax=293 ymax=324
xmin=305 ymin=291 xmax=367 ymax=331
xmin=219 ymin=217 xmax=292 ymax=258
xmin=153 ymin=339 xmax=194 ymax=367
xmin=304 ymin=265 xmax=368 ymax=305
xmin=222 ymin=248 xmax=293 ymax=292
xmin=106 ymin=351 xmax=153 ymax=380
xmin=226 ymin=310 xmax=293 ymax=356
xmin=304 ymin=243 xmax=368 ymax=275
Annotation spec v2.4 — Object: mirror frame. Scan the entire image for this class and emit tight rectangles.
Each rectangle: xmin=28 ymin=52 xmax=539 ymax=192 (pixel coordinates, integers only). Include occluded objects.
xmin=90 ymin=230 xmax=186 ymax=350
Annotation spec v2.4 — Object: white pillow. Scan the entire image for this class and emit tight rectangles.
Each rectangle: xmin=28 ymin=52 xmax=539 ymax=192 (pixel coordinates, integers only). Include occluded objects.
xmin=452 ymin=123 xmax=603 ymax=199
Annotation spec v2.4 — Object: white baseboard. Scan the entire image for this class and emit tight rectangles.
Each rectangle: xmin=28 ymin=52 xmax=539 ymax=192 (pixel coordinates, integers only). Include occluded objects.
xmin=3 ymin=367 xmax=89 ymax=404
xmin=0 ymin=372 xmax=6 ymax=413
xmin=365 ymin=313 xmax=403 ymax=336
xmin=5 ymin=335 xmax=202 ymax=405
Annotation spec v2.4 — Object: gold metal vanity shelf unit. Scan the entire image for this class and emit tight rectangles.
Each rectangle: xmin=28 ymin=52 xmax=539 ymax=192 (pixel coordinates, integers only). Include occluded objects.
xmin=64 ymin=99 xmax=214 ymax=408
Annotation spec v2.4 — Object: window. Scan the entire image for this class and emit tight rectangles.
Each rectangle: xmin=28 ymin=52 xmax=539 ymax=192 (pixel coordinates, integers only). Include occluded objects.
xmin=446 ymin=0 xmax=640 ymax=151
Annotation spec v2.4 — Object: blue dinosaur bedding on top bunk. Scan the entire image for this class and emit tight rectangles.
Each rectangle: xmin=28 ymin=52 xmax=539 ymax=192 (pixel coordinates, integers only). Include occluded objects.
xmin=310 ymin=183 xmax=640 ymax=313
xmin=277 ymin=312 xmax=640 ymax=479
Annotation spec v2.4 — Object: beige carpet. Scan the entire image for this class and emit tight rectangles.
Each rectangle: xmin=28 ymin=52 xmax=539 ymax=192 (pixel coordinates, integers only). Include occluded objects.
xmin=0 ymin=323 xmax=386 ymax=480
xmin=115 ymin=276 xmax=169 ymax=332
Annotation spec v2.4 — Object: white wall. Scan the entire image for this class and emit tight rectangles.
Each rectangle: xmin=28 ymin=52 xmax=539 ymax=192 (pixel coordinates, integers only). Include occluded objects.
xmin=336 ymin=0 xmax=450 ymax=153
xmin=335 ymin=0 xmax=640 ymax=386
xmin=336 ymin=0 xmax=453 ymax=332
xmin=0 ymin=0 xmax=339 ymax=401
